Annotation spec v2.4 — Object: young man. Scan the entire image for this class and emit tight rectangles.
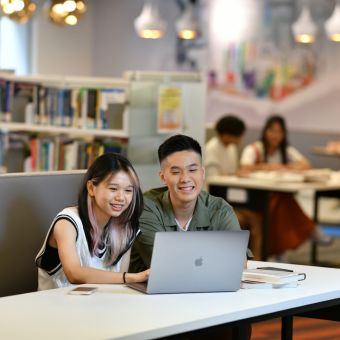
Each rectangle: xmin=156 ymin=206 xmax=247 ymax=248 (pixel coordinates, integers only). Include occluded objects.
xmin=129 ymin=134 xmax=249 ymax=273
xmin=204 ymin=115 xmax=263 ymax=260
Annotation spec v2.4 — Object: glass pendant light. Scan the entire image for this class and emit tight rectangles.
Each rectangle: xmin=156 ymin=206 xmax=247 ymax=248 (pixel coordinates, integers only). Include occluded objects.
xmin=49 ymin=0 xmax=86 ymax=26
xmin=134 ymin=1 xmax=166 ymax=39
xmin=0 ymin=0 xmax=36 ymax=23
xmin=325 ymin=0 xmax=340 ymax=42
xmin=292 ymin=5 xmax=317 ymax=43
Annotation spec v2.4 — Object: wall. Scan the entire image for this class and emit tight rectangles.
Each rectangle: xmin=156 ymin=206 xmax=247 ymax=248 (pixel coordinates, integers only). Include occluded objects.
xmin=92 ymin=0 xmax=180 ymax=77
xmin=207 ymin=75 xmax=340 ymax=133
xmin=31 ymin=0 xmax=181 ymax=77
xmin=29 ymin=0 xmax=340 ymax=133
xmin=31 ymin=0 xmax=94 ymax=76
xmin=206 ymin=0 xmax=340 ymax=133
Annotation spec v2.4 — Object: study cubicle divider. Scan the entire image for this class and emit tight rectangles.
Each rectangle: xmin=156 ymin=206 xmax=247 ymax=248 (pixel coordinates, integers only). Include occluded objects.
xmin=0 ymin=171 xmax=85 ymax=297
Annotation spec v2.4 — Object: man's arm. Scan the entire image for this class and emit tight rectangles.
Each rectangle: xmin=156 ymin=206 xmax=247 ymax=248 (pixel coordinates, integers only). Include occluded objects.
xmin=216 ymin=201 xmax=242 ymax=232
xmin=215 ymin=199 xmax=254 ymax=259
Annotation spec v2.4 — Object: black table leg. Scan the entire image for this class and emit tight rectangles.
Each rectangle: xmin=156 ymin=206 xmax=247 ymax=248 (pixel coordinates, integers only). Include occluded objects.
xmin=282 ymin=316 xmax=293 ymax=340
xmin=232 ymin=323 xmax=250 ymax=340
xmin=261 ymin=192 xmax=270 ymax=261
xmin=311 ymin=192 xmax=320 ymax=265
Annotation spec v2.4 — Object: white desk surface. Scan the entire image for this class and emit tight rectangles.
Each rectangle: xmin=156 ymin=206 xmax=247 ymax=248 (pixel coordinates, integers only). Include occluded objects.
xmin=207 ymin=175 xmax=340 ymax=192
xmin=0 ymin=261 xmax=340 ymax=340
xmin=312 ymin=147 xmax=340 ymax=157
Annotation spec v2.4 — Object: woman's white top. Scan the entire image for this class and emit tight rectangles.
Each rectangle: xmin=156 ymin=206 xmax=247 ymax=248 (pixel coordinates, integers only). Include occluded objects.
xmin=35 ymin=207 xmax=130 ymax=290
xmin=240 ymin=141 xmax=306 ymax=165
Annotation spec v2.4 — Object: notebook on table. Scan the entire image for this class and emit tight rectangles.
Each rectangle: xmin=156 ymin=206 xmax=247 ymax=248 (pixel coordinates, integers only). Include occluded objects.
xmin=126 ymin=230 xmax=250 ymax=294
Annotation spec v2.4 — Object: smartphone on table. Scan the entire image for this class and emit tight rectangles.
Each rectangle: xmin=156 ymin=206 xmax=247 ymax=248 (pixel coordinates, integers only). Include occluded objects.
xmin=68 ymin=286 xmax=98 ymax=295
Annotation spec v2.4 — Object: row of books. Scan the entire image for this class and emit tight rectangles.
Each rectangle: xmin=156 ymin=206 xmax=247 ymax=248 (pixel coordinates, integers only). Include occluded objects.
xmin=25 ymin=137 xmax=127 ymax=172
xmin=0 ymin=78 xmax=127 ymax=129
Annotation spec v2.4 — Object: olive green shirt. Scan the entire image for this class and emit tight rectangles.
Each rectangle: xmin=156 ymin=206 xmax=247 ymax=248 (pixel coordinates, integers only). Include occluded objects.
xmin=129 ymin=187 xmax=246 ymax=272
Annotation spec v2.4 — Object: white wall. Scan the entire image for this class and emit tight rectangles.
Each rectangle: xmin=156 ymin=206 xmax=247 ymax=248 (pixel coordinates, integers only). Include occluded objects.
xmin=31 ymin=1 xmax=94 ymax=76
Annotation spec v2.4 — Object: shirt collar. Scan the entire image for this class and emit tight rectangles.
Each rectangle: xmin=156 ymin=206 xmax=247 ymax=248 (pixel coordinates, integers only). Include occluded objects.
xmin=160 ymin=189 xmax=210 ymax=230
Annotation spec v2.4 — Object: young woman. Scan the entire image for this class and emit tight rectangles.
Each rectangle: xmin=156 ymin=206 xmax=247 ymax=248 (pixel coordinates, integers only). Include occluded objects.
xmin=36 ymin=153 xmax=149 ymax=290
xmin=240 ymin=115 xmax=310 ymax=172
xmin=240 ymin=115 xmax=332 ymax=257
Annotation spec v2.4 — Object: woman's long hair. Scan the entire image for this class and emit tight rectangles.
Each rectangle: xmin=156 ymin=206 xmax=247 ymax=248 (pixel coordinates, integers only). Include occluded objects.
xmin=78 ymin=153 xmax=143 ymax=265
xmin=260 ymin=115 xmax=289 ymax=164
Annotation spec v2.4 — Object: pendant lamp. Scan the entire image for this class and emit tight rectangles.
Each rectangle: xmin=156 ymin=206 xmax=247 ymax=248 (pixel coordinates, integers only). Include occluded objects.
xmin=176 ymin=3 xmax=199 ymax=40
xmin=49 ymin=0 xmax=86 ymax=26
xmin=134 ymin=1 xmax=166 ymax=39
xmin=292 ymin=5 xmax=317 ymax=43
xmin=325 ymin=0 xmax=340 ymax=42
xmin=0 ymin=0 xmax=36 ymax=23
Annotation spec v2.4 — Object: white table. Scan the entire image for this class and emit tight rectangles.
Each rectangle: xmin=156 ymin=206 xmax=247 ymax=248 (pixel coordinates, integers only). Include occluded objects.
xmin=0 ymin=261 xmax=340 ymax=340
xmin=207 ymin=175 xmax=340 ymax=263
xmin=207 ymin=174 xmax=340 ymax=193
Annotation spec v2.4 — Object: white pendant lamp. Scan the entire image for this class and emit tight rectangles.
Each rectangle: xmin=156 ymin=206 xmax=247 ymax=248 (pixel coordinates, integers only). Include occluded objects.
xmin=176 ymin=3 xmax=199 ymax=40
xmin=134 ymin=1 xmax=166 ymax=39
xmin=292 ymin=5 xmax=317 ymax=43
xmin=325 ymin=0 xmax=340 ymax=42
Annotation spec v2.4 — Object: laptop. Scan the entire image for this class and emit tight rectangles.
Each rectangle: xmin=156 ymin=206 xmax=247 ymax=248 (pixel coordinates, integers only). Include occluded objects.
xmin=127 ymin=230 xmax=249 ymax=294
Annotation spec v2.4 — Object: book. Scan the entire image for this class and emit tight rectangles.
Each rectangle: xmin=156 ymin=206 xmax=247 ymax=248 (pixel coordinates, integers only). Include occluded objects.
xmin=241 ymin=280 xmax=299 ymax=289
xmin=86 ymin=89 xmax=97 ymax=128
xmin=242 ymin=268 xmax=306 ymax=285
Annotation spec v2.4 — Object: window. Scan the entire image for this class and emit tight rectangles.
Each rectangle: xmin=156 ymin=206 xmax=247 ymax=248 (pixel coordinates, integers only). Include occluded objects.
xmin=0 ymin=16 xmax=31 ymax=75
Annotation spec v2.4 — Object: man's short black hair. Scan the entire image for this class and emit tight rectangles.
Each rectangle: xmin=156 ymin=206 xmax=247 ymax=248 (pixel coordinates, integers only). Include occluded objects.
xmin=215 ymin=115 xmax=246 ymax=137
xmin=158 ymin=134 xmax=202 ymax=164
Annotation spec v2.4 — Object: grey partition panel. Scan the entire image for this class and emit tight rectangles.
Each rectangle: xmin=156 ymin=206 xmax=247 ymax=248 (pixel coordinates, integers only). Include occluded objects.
xmin=0 ymin=172 xmax=84 ymax=297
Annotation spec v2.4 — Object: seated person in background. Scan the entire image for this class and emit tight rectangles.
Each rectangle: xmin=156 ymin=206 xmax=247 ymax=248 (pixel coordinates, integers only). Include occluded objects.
xmin=205 ymin=115 xmax=262 ymax=260
xmin=240 ymin=114 xmax=332 ymax=259
xmin=129 ymin=134 xmax=250 ymax=272
xmin=36 ymin=153 xmax=149 ymax=290
xmin=205 ymin=115 xmax=245 ymax=177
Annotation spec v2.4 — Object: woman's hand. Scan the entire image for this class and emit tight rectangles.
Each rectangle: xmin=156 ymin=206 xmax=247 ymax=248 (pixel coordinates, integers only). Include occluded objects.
xmin=125 ymin=269 xmax=150 ymax=283
xmin=262 ymin=163 xmax=285 ymax=171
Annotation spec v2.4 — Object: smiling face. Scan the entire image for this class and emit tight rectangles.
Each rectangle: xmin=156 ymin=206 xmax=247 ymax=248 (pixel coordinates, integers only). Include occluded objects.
xmin=87 ymin=170 xmax=134 ymax=227
xmin=159 ymin=150 xmax=205 ymax=208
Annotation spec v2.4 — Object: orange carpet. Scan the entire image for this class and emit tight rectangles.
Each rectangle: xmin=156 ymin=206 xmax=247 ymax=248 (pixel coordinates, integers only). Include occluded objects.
xmin=251 ymin=317 xmax=340 ymax=340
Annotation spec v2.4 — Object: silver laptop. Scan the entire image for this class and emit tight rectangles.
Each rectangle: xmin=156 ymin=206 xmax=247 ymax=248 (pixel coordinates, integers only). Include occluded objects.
xmin=127 ymin=230 xmax=249 ymax=294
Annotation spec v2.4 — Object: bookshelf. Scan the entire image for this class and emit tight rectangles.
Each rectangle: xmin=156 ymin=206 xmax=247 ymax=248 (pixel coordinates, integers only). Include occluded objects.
xmin=0 ymin=73 xmax=130 ymax=173
xmin=0 ymin=71 xmax=206 ymax=181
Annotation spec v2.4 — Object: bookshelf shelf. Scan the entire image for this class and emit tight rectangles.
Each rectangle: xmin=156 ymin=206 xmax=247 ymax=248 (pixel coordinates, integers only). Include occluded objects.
xmin=0 ymin=122 xmax=128 ymax=139
xmin=0 ymin=71 xmax=206 ymax=177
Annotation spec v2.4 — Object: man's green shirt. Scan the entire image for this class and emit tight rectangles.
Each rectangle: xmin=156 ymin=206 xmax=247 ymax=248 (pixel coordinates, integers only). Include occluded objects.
xmin=129 ymin=187 xmax=244 ymax=272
